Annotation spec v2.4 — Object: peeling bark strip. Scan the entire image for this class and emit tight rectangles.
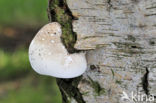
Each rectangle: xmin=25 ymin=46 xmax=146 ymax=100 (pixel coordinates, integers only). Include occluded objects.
xmin=48 ymin=0 xmax=156 ymax=103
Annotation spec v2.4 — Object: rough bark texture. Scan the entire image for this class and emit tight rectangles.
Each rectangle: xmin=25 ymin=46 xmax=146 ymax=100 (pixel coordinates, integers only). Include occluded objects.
xmin=48 ymin=0 xmax=156 ymax=103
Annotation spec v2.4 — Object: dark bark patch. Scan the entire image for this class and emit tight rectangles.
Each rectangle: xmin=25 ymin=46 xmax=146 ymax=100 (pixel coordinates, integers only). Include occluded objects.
xmin=57 ymin=77 xmax=86 ymax=103
xmin=88 ymin=76 xmax=105 ymax=96
xmin=90 ymin=65 xmax=101 ymax=72
xmin=149 ymin=40 xmax=155 ymax=46
xmin=142 ymin=67 xmax=149 ymax=95
xmin=48 ymin=0 xmax=79 ymax=54
xmin=126 ymin=35 xmax=136 ymax=42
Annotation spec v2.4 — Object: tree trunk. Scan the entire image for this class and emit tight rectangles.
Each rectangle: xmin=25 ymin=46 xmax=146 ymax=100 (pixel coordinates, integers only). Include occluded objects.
xmin=48 ymin=0 xmax=156 ymax=103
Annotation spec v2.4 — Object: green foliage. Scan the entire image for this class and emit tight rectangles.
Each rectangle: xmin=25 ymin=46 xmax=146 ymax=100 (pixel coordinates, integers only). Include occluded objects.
xmin=0 ymin=74 xmax=62 ymax=103
xmin=0 ymin=0 xmax=48 ymax=26
xmin=0 ymin=1 xmax=62 ymax=103
xmin=0 ymin=49 xmax=62 ymax=103
xmin=0 ymin=48 xmax=30 ymax=80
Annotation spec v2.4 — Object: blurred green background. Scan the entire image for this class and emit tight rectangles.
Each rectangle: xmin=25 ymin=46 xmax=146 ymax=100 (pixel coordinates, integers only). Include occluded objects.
xmin=0 ymin=0 xmax=62 ymax=103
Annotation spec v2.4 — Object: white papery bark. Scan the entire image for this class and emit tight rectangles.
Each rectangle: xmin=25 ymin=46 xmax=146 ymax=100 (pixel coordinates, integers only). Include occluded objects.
xmin=66 ymin=0 xmax=156 ymax=103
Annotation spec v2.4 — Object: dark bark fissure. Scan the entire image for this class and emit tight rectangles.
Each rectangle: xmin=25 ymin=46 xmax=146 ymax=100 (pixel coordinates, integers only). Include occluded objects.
xmin=107 ymin=0 xmax=113 ymax=10
xmin=142 ymin=67 xmax=149 ymax=95
xmin=48 ymin=0 xmax=86 ymax=103
xmin=47 ymin=0 xmax=79 ymax=54
xmin=57 ymin=77 xmax=86 ymax=103
xmin=48 ymin=0 xmax=77 ymax=22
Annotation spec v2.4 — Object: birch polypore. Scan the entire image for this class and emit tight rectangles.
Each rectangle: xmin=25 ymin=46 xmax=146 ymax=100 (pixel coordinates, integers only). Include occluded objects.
xmin=29 ymin=22 xmax=87 ymax=78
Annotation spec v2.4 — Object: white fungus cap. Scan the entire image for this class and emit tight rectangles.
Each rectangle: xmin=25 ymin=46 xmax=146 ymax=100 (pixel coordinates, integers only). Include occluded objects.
xmin=29 ymin=22 xmax=87 ymax=78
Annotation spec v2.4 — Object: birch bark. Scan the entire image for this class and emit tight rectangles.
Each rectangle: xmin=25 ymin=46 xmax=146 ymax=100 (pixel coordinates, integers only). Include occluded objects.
xmin=48 ymin=0 xmax=156 ymax=103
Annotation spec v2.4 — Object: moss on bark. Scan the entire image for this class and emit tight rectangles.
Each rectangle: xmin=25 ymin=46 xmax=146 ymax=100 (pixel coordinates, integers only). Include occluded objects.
xmin=48 ymin=0 xmax=78 ymax=53
xmin=57 ymin=77 xmax=86 ymax=103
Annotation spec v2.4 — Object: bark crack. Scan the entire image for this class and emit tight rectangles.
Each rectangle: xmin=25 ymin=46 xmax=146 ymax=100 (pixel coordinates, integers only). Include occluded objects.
xmin=57 ymin=77 xmax=86 ymax=103
xmin=48 ymin=0 xmax=79 ymax=54
xmin=48 ymin=1 xmax=86 ymax=103
xmin=142 ymin=67 xmax=149 ymax=95
xmin=107 ymin=0 xmax=113 ymax=11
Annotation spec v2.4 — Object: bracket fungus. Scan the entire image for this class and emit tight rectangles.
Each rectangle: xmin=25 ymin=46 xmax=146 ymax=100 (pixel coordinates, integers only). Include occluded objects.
xmin=29 ymin=22 xmax=87 ymax=78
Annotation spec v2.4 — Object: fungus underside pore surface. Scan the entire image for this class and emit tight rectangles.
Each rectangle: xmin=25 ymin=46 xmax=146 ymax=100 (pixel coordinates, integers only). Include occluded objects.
xmin=48 ymin=0 xmax=85 ymax=103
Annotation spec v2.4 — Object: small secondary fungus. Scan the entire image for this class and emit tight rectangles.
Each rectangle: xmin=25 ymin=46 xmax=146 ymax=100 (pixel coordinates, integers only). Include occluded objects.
xmin=29 ymin=22 xmax=87 ymax=78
